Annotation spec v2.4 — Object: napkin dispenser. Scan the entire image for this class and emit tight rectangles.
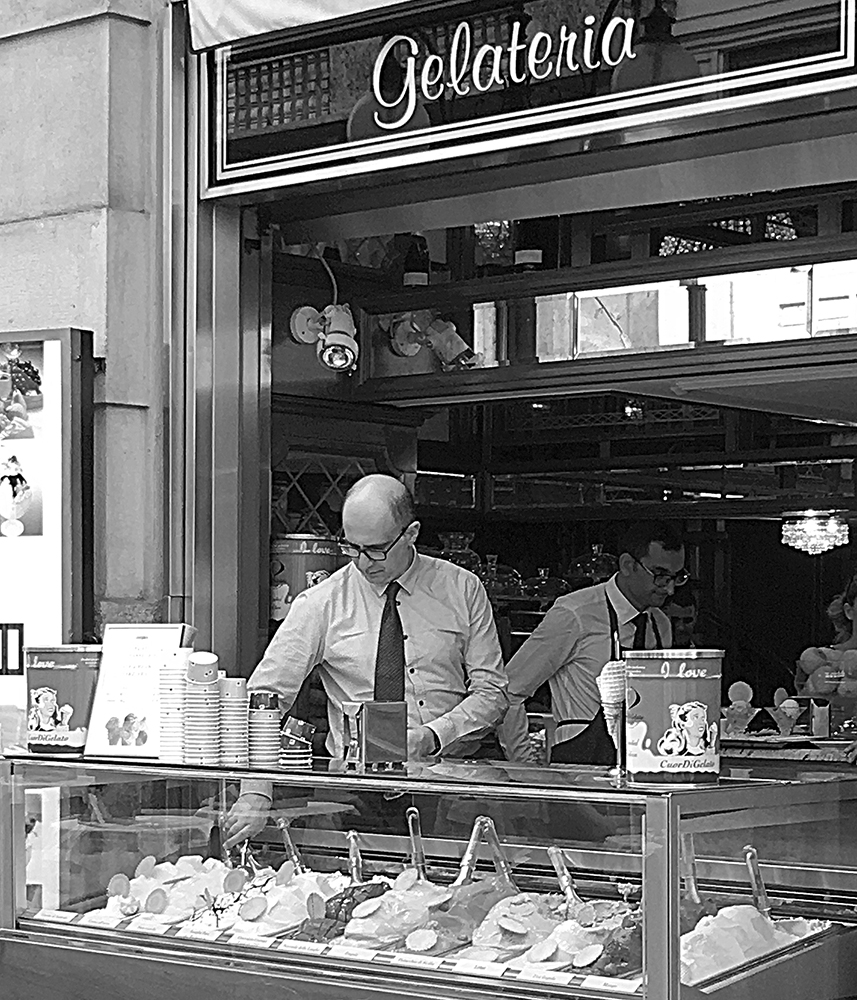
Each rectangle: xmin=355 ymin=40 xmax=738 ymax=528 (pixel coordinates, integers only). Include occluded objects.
xmin=342 ymin=700 xmax=408 ymax=769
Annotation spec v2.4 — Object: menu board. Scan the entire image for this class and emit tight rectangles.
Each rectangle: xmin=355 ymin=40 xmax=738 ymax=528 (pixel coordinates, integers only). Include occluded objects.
xmin=85 ymin=624 xmax=194 ymax=758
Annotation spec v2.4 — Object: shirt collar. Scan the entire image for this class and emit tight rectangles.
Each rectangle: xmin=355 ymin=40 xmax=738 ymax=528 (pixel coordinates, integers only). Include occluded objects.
xmin=363 ymin=548 xmax=422 ymax=598
xmin=395 ymin=548 xmax=421 ymax=596
xmin=605 ymin=574 xmax=644 ymax=626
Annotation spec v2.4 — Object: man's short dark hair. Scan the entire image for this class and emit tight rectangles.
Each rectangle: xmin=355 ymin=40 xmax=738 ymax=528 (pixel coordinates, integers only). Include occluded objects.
xmin=620 ymin=521 xmax=683 ymax=562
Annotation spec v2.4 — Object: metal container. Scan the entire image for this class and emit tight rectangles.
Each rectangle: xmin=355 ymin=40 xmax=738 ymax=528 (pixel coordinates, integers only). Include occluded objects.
xmin=269 ymin=535 xmax=347 ymax=624
xmin=342 ymin=700 xmax=408 ymax=769
xmin=624 ymin=648 xmax=724 ymax=785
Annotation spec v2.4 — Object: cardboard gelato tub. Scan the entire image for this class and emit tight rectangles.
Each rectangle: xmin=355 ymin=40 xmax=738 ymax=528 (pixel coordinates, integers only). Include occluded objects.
xmin=624 ymin=649 xmax=724 ymax=785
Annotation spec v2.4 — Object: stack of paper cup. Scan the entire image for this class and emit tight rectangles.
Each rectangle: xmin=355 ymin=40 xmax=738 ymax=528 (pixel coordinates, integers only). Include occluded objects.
xmin=249 ymin=692 xmax=280 ymax=769
xmin=219 ymin=675 xmax=249 ymax=766
xmin=279 ymin=717 xmax=315 ymax=770
xmin=184 ymin=652 xmax=221 ymax=765
xmin=160 ymin=648 xmax=191 ymax=763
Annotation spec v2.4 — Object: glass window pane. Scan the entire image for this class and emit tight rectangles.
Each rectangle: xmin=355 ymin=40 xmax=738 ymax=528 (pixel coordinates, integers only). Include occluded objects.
xmin=574 ymin=281 xmax=690 ymax=358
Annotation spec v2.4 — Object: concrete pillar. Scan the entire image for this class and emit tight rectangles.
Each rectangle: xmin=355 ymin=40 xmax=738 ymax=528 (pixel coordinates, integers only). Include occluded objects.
xmin=0 ymin=1 xmax=167 ymax=629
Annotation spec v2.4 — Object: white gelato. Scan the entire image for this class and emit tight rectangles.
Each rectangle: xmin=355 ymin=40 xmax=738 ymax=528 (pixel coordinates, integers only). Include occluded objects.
xmin=680 ymin=905 xmax=827 ymax=985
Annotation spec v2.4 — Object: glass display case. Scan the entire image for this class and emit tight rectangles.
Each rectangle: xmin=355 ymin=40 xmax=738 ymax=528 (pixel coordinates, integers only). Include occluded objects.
xmin=3 ymin=756 xmax=857 ymax=1000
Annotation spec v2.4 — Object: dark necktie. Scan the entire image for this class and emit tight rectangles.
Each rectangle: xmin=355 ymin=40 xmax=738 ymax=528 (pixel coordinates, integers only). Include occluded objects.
xmin=632 ymin=612 xmax=649 ymax=650
xmin=374 ymin=582 xmax=405 ymax=701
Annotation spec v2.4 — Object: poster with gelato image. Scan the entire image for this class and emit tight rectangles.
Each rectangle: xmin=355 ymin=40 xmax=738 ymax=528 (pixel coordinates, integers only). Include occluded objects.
xmin=0 ymin=443 xmax=43 ymax=537
xmin=85 ymin=624 xmax=195 ymax=759
xmin=26 ymin=647 xmax=101 ymax=755
xmin=0 ymin=342 xmax=43 ymax=441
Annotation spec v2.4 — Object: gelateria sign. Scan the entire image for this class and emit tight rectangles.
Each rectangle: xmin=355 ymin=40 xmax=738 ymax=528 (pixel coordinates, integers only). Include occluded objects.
xmin=371 ymin=16 xmax=636 ymax=130
xmin=201 ymin=0 xmax=857 ymax=194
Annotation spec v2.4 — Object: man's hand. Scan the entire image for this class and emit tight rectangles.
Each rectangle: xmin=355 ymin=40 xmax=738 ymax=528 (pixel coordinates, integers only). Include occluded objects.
xmin=846 ymin=740 xmax=857 ymax=765
xmin=408 ymin=725 xmax=439 ymax=760
xmin=223 ymin=793 xmax=271 ymax=848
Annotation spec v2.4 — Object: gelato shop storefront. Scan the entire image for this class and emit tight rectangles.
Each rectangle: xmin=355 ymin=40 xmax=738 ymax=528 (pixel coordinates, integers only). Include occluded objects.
xmin=4 ymin=3 xmax=857 ymax=1000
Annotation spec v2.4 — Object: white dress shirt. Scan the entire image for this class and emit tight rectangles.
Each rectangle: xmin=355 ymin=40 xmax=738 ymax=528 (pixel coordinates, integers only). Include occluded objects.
xmin=248 ymin=552 xmax=508 ymax=757
xmin=499 ymin=575 xmax=671 ymax=763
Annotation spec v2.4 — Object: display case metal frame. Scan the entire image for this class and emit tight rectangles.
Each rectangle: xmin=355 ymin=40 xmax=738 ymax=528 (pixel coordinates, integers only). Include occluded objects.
xmin=4 ymin=756 xmax=857 ymax=1000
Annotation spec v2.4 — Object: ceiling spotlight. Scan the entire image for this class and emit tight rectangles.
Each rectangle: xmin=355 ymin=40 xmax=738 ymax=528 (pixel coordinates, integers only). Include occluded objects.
xmin=290 ymin=303 xmax=359 ymax=373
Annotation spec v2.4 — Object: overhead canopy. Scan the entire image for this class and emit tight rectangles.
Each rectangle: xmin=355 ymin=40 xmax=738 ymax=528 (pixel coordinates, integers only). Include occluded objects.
xmin=186 ymin=0 xmax=404 ymax=50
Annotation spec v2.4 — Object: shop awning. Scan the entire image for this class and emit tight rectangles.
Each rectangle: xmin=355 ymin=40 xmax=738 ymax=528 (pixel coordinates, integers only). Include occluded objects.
xmin=186 ymin=0 xmax=405 ymax=51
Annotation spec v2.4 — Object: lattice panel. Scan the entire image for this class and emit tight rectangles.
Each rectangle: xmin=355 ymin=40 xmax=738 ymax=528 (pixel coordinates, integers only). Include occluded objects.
xmin=271 ymin=455 xmax=376 ymax=537
xmin=227 ymin=49 xmax=331 ymax=139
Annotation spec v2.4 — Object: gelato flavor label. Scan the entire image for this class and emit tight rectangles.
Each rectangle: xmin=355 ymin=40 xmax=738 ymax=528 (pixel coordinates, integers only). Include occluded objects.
xmin=327 ymin=945 xmax=378 ymax=962
xmin=580 ymin=975 xmax=642 ymax=993
xmin=126 ymin=915 xmax=172 ymax=935
xmin=35 ymin=909 xmax=78 ymax=923
xmin=390 ymin=953 xmax=444 ymax=970
xmin=279 ymin=939 xmax=327 ymax=956
xmin=78 ymin=910 xmax=124 ymax=928
xmin=174 ymin=924 xmax=223 ymax=941
xmin=453 ymin=959 xmax=508 ymax=978
xmin=228 ymin=934 xmax=275 ymax=949
xmin=517 ymin=968 xmax=574 ymax=985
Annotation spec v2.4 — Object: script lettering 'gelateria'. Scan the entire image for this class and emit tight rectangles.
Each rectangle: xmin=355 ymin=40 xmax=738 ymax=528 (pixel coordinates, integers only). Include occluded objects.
xmin=372 ymin=16 xmax=636 ymax=130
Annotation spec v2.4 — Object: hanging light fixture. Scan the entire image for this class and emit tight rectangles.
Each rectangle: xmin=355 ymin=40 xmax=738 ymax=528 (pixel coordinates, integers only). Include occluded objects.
xmin=610 ymin=0 xmax=701 ymax=94
xmin=781 ymin=511 xmax=850 ymax=555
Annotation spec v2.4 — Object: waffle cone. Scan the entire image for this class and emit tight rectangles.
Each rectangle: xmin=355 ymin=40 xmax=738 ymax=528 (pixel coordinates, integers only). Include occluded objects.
xmin=597 ymin=660 xmax=626 ymax=705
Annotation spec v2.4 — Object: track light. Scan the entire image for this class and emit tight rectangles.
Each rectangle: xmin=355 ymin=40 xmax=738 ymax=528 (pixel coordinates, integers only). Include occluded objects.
xmin=290 ymin=303 xmax=359 ymax=373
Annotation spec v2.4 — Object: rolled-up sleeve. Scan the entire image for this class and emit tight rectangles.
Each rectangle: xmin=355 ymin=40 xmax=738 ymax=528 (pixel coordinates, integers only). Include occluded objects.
xmin=426 ymin=576 xmax=508 ymax=750
xmin=247 ymin=590 xmax=326 ymax=705
xmin=241 ymin=590 xmax=326 ymax=798
xmin=499 ymin=603 xmax=581 ymax=762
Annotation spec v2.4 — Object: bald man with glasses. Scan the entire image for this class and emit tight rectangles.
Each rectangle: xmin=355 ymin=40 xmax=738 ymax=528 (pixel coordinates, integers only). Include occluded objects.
xmin=225 ymin=474 xmax=508 ymax=847
xmin=500 ymin=521 xmax=687 ymax=766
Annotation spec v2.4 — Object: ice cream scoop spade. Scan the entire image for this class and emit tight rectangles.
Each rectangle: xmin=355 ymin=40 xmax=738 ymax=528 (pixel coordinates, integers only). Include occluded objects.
xmin=238 ymin=840 xmax=266 ymax=878
xmin=547 ymin=845 xmax=586 ymax=918
xmin=275 ymin=818 xmax=306 ymax=875
xmin=480 ymin=816 xmax=519 ymax=892
xmin=680 ymin=834 xmax=702 ymax=906
xmin=451 ymin=816 xmax=487 ymax=887
xmin=743 ymin=845 xmax=771 ymax=920
xmin=346 ymin=830 xmax=364 ymax=884
xmin=406 ymin=806 xmax=429 ymax=881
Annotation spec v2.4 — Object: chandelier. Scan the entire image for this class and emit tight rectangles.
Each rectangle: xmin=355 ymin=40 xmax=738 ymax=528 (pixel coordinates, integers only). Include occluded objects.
xmin=781 ymin=512 xmax=850 ymax=555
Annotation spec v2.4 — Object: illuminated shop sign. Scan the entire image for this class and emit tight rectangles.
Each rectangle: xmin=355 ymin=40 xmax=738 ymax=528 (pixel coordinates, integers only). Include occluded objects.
xmin=204 ymin=0 xmax=857 ymax=196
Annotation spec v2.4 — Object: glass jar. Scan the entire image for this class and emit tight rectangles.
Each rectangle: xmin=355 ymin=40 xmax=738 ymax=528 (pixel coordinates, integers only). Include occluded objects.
xmin=566 ymin=544 xmax=618 ymax=589
xmin=523 ymin=567 xmax=570 ymax=601
xmin=438 ymin=532 xmax=482 ymax=574
xmin=480 ymin=554 xmax=523 ymax=598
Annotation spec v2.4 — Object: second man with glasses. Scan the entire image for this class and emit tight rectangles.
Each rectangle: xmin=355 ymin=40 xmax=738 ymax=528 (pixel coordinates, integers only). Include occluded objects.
xmin=500 ymin=521 xmax=686 ymax=765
